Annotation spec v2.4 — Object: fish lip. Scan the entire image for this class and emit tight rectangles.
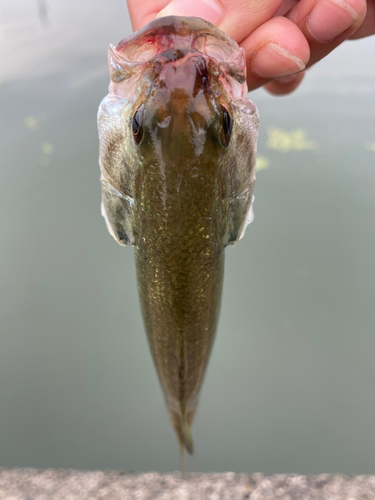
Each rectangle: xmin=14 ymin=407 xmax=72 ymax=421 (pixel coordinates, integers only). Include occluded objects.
xmin=115 ymin=15 xmax=240 ymax=65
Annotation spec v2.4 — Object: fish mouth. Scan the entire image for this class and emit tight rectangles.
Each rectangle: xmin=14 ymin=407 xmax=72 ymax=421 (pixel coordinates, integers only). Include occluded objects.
xmin=115 ymin=16 xmax=240 ymax=64
xmin=108 ymin=16 xmax=247 ymax=100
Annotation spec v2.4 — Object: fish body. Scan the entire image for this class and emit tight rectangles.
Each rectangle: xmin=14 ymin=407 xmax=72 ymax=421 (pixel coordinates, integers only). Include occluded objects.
xmin=98 ymin=16 xmax=259 ymax=455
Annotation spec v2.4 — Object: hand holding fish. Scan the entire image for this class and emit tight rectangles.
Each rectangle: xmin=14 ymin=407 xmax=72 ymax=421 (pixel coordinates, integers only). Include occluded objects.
xmin=127 ymin=0 xmax=374 ymax=95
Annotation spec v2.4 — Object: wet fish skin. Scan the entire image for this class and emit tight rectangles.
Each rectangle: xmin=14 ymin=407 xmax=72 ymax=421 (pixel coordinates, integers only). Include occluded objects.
xmin=98 ymin=16 xmax=259 ymax=454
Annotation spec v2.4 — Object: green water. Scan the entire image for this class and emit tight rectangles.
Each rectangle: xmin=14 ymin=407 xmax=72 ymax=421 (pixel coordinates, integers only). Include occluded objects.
xmin=1 ymin=0 xmax=375 ymax=474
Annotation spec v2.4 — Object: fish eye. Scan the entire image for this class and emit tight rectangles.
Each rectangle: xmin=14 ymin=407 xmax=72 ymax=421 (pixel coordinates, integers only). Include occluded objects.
xmin=219 ymin=105 xmax=232 ymax=148
xmin=132 ymin=104 xmax=144 ymax=145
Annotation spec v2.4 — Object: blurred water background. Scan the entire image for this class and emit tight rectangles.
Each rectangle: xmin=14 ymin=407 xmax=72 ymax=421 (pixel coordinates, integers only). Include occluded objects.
xmin=1 ymin=0 xmax=375 ymax=474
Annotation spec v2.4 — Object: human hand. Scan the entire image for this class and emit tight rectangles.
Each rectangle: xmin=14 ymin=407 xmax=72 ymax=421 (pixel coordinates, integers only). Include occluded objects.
xmin=126 ymin=0 xmax=374 ymax=95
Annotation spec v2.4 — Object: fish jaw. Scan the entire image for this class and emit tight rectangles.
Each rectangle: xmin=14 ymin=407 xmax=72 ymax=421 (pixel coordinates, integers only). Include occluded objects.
xmin=108 ymin=16 xmax=249 ymax=101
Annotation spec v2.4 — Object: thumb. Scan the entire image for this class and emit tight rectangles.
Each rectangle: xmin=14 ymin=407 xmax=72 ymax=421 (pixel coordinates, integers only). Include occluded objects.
xmin=157 ymin=0 xmax=285 ymax=44
xmin=157 ymin=0 xmax=223 ymax=26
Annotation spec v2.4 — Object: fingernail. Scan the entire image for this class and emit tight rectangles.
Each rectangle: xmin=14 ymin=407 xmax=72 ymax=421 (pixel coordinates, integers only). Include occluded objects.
xmin=157 ymin=0 xmax=222 ymax=25
xmin=276 ymin=74 xmax=299 ymax=85
xmin=307 ymin=0 xmax=360 ymax=43
xmin=252 ymin=43 xmax=305 ymax=79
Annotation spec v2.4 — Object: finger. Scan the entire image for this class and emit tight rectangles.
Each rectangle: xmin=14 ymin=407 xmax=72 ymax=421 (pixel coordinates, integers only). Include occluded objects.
xmin=126 ymin=0 xmax=169 ymax=31
xmin=274 ymin=0 xmax=299 ymax=16
xmin=240 ymin=16 xmax=310 ymax=91
xmin=264 ymin=71 xmax=306 ymax=95
xmin=349 ymin=1 xmax=375 ymax=38
xmin=157 ymin=0 xmax=286 ymax=43
xmin=285 ymin=0 xmax=367 ymax=67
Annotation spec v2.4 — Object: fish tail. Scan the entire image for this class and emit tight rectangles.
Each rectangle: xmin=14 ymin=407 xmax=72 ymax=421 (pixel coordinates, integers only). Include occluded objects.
xmin=182 ymin=415 xmax=194 ymax=454
xmin=168 ymin=407 xmax=195 ymax=455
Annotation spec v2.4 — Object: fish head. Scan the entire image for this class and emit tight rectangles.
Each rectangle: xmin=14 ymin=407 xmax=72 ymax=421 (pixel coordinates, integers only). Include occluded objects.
xmin=98 ymin=16 xmax=259 ymax=246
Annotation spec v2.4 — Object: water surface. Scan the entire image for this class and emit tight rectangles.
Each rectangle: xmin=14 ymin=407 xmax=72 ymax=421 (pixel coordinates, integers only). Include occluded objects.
xmin=1 ymin=0 xmax=375 ymax=473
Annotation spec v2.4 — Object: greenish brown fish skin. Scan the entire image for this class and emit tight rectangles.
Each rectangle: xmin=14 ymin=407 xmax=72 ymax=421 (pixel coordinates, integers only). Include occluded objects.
xmin=97 ymin=16 xmax=259 ymax=454
xmin=135 ymin=87 xmax=226 ymax=453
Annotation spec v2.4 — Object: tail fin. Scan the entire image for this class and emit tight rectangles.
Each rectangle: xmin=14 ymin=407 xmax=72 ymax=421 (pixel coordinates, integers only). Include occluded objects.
xmin=182 ymin=417 xmax=194 ymax=454
xmin=168 ymin=407 xmax=195 ymax=455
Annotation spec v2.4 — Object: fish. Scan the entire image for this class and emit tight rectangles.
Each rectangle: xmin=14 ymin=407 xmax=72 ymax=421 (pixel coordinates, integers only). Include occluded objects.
xmin=97 ymin=15 xmax=259 ymax=463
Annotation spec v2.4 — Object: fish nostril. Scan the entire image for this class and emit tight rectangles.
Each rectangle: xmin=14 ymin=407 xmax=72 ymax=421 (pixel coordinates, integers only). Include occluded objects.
xmin=190 ymin=56 xmax=209 ymax=90
xmin=196 ymin=58 xmax=208 ymax=77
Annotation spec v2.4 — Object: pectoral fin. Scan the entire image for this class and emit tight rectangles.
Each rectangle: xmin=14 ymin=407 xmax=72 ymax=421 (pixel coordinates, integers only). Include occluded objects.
xmin=100 ymin=177 xmax=136 ymax=246
xmin=225 ymin=185 xmax=255 ymax=246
